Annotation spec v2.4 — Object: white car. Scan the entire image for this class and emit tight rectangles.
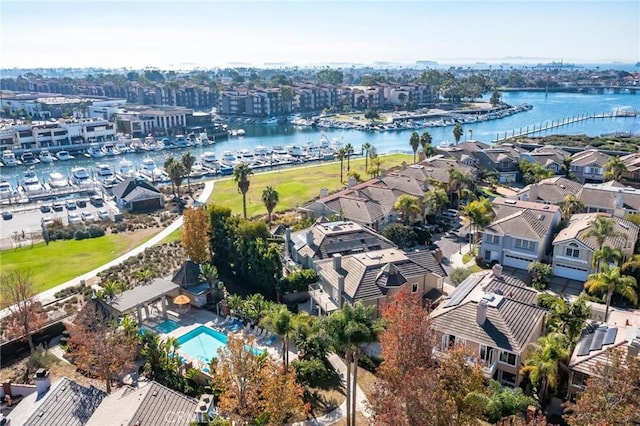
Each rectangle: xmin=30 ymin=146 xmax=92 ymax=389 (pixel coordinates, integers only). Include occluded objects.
xmin=96 ymin=209 xmax=110 ymax=220
xmin=41 ymin=216 xmax=54 ymax=226
xmin=68 ymin=212 xmax=82 ymax=224
xmin=81 ymin=211 xmax=95 ymax=222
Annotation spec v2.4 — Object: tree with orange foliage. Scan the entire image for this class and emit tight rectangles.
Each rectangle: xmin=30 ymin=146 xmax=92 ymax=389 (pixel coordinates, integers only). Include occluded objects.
xmin=370 ymin=288 xmax=457 ymax=425
xmin=260 ymin=363 xmax=307 ymax=425
xmin=181 ymin=206 xmax=210 ymax=265
xmin=0 ymin=270 xmax=46 ymax=353
xmin=68 ymin=301 xmax=137 ymax=393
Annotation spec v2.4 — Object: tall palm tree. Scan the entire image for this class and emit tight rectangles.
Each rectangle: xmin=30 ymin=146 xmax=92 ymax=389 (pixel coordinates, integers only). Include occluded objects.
xmin=520 ymin=333 xmax=570 ymax=403
xmin=420 ymin=131 xmax=435 ymax=158
xmin=345 ymin=143 xmax=354 ymax=172
xmin=448 ymin=168 xmax=472 ymax=208
xmin=394 ymin=194 xmax=422 ymax=225
xmin=166 ymin=161 xmax=186 ymax=198
xmin=362 ymin=142 xmax=372 ymax=172
xmin=560 ymin=194 xmax=585 ymax=220
xmin=424 ymin=187 xmax=449 ymax=216
xmin=233 ymin=163 xmax=253 ymax=219
xmin=463 ymin=197 xmax=495 ymax=249
xmin=261 ymin=304 xmax=294 ymax=370
xmin=164 ymin=156 xmax=177 ymax=194
xmin=547 ymin=293 xmax=591 ymax=347
xmin=336 ymin=148 xmax=347 ymax=183
xmin=584 ymin=216 xmax=626 ymax=270
xmin=585 ymin=265 xmax=637 ymax=322
xmin=453 ymin=124 xmax=463 ymax=145
xmin=409 ymin=131 xmax=420 ymax=164
xmin=592 ymin=246 xmax=623 ymax=271
xmin=261 ymin=186 xmax=279 ymax=227
xmin=604 ymin=156 xmax=627 ymax=182
xmin=181 ymin=151 xmax=195 ymax=194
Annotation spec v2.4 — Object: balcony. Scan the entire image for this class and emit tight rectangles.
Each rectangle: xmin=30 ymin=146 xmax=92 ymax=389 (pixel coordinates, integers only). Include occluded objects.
xmin=432 ymin=346 xmax=497 ymax=378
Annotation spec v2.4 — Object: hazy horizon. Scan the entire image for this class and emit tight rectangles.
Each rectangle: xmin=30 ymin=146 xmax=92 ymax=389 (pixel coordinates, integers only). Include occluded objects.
xmin=1 ymin=1 xmax=638 ymax=69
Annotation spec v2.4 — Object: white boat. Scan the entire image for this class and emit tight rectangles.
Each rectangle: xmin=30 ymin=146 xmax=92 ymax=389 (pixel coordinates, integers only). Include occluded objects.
xmin=201 ymin=151 xmax=218 ymax=168
xmin=95 ymin=163 xmax=114 ymax=181
xmin=87 ymin=143 xmax=105 ymax=158
xmin=101 ymin=143 xmax=120 ymax=156
xmin=48 ymin=172 xmax=69 ymax=188
xmin=22 ymin=168 xmax=43 ymax=192
xmin=21 ymin=151 xmax=39 ymax=166
xmin=1 ymin=150 xmax=20 ymax=167
xmin=71 ymin=167 xmax=92 ymax=186
xmin=235 ymin=149 xmax=257 ymax=166
xmin=199 ymin=132 xmax=212 ymax=145
xmin=221 ymin=151 xmax=236 ymax=167
xmin=55 ymin=150 xmax=74 ymax=161
xmin=138 ymin=158 xmax=169 ymax=182
xmin=116 ymin=141 xmax=133 ymax=154
xmin=116 ymin=159 xmax=136 ymax=180
xmin=261 ymin=117 xmax=278 ymax=125
xmin=0 ymin=179 xmax=14 ymax=198
xmin=190 ymin=160 xmax=206 ymax=176
xmin=172 ymin=135 xmax=189 ymax=148
xmin=39 ymin=149 xmax=55 ymax=163
xmin=287 ymin=145 xmax=304 ymax=157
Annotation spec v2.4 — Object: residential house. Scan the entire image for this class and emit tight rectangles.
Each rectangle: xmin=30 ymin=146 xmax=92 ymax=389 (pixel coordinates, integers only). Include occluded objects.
xmin=480 ymin=198 xmax=562 ymax=270
xmin=287 ymin=220 xmax=396 ymax=270
xmin=87 ymin=381 xmax=201 ymax=426
xmin=171 ymin=260 xmax=215 ymax=307
xmin=310 ymin=248 xmax=446 ymax=317
xmin=475 ymin=144 xmax=522 ymax=183
xmin=514 ymin=176 xmax=583 ymax=205
xmin=577 ymin=181 xmax=640 ymax=216
xmin=436 ymin=140 xmax=490 ymax=167
xmin=570 ymin=149 xmax=611 ymax=183
xmin=620 ymin=152 xmax=640 ymax=185
xmin=430 ymin=265 xmax=547 ymax=387
xmin=518 ymin=145 xmax=571 ymax=175
xmin=112 ymin=177 xmax=164 ymax=212
xmin=568 ymin=323 xmax=639 ymax=400
xmin=551 ymin=213 xmax=638 ymax=281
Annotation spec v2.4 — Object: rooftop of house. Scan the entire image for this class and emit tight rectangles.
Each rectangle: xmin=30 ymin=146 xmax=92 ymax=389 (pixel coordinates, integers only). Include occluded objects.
xmin=514 ymin=177 xmax=584 ymax=204
xmin=430 ymin=267 xmax=546 ymax=353
xmin=577 ymin=182 xmax=640 ymax=211
xmin=553 ymin=213 xmax=638 ymax=251
xmin=571 ymin=149 xmax=612 ymax=167
xmin=569 ymin=323 xmax=639 ymax=376
xmin=485 ymin=208 xmax=557 ymax=240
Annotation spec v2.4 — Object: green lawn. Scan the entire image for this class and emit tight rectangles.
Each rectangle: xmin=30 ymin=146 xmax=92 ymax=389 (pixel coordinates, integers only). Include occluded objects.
xmin=1 ymin=232 xmax=156 ymax=293
xmin=209 ymin=154 xmax=412 ymax=217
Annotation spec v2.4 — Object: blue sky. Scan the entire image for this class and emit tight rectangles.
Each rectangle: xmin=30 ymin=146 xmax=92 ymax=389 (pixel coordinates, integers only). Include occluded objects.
xmin=1 ymin=1 xmax=638 ymax=68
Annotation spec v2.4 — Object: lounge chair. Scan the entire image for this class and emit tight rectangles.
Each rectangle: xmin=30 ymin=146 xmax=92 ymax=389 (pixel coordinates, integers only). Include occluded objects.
xmin=265 ymin=335 xmax=277 ymax=345
xmin=253 ymin=327 xmax=263 ymax=336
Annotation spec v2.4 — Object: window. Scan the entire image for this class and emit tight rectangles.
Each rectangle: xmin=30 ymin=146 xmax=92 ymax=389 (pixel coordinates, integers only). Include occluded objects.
xmin=499 ymin=351 xmax=517 ymax=366
xmin=515 ymin=239 xmax=536 ymax=251
xmin=480 ymin=345 xmax=494 ymax=363
xmin=565 ymin=247 xmax=580 ymax=258
xmin=571 ymin=372 xmax=588 ymax=388
xmin=486 ymin=234 xmax=500 ymax=245
xmin=412 ymin=283 xmax=418 ymax=293
xmin=500 ymin=371 xmax=517 ymax=387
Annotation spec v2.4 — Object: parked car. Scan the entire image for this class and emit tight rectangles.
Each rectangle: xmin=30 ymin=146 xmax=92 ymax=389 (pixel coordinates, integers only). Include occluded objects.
xmin=81 ymin=211 xmax=95 ymax=222
xmin=40 ymin=204 xmax=51 ymax=213
xmin=65 ymin=200 xmax=77 ymax=210
xmin=90 ymin=195 xmax=104 ymax=207
xmin=441 ymin=209 xmax=459 ymax=218
xmin=41 ymin=216 xmax=54 ymax=226
xmin=2 ymin=211 xmax=13 ymax=220
xmin=77 ymin=199 xmax=87 ymax=208
xmin=97 ymin=209 xmax=110 ymax=220
xmin=53 ymin=202 xmax=64 ymax=212
xmin=68 ymin=212 xmax=82 ymax=224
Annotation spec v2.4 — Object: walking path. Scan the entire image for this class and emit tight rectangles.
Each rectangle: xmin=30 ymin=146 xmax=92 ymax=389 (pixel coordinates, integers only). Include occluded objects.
xmin=1 ymin=181 xmax=215 ymax=318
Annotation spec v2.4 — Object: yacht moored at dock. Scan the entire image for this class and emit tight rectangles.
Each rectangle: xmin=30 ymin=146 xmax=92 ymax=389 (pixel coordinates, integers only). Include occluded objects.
xmin=21 ymin=151 xmax=39 ymax=166
xmin=39 ymin=149 xmax=55 ymax=164
xmin=55 ymin=150 xmax=74 ymax=161
xmin=21 ymin=168 xmax=44 ymax=193
xmin=2 ymin=150 xmax=20 ymax=167
xmin=48 ymin=171 xmax=69 ymax=188
xmin=71 ymin=167 xmax=92 ymax=186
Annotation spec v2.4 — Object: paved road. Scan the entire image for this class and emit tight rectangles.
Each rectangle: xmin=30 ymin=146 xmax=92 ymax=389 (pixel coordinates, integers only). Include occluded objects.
xmin=0 ymin=180 xmax=215 ymax=319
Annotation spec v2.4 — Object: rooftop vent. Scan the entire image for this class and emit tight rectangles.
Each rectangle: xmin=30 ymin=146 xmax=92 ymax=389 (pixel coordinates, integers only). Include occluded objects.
xmin=537 ymin=214 xmax=544 ymax=221
xmin=504 ymin=199 xmax=517 ymax=205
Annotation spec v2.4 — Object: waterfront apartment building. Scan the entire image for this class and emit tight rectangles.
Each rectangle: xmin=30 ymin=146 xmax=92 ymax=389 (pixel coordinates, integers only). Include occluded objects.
xmin=114 ymin=105 xmax=193 ymax=137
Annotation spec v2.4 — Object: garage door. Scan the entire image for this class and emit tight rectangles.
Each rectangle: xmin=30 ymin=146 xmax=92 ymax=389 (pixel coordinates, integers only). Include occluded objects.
xmin=553 ymin=264 xmax=589 ymax=281
xmin=503 ymin=254 xmax=533 ymax=270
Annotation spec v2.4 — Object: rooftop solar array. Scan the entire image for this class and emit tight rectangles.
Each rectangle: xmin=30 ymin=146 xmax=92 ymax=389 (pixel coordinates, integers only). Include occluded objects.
xmin=576 ymin=325 xmax=618 ymax=356
xmin=444 ymin=274 xmax=484 ymax=308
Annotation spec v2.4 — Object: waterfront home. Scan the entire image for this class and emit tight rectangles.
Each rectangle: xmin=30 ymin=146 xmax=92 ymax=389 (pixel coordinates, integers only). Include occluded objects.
xmin=475 ymin=144 xmax=522 ymax=183
xmin=480 ymin=198 xmax=562 ymax=270
xmin=518 ymin=145 xmax=571 ymax=174
xmin=310 ymin=248 xmax=446 ymax=317
xmin=112 ymin=177 xmax=164 ymax=212
xmin=436 ymin=140 xmax=490 ymax=167
xmin=551 ymin=213 xmax=638 ymax=281
xmin=430 ymin=265 xmax=547 ymax=387
xmin=620 ymin=152 xmax=640 ymax=184
xmin=570 ymin=149 xmax=611 ymax=184
xmin=576 ymin=181 xmax=640 ymax=217
xmin=399 ymin=157 xmax=477 ymax=192
xmin=514 ymin=176 xmax=583 ymax=205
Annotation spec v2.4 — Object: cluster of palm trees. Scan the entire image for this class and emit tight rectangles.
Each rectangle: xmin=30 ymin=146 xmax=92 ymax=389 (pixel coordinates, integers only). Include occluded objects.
xmin=164 ymin=152 xmax=196 ymax=198
xmin=409 ymin=131 xmax=435 ymax=164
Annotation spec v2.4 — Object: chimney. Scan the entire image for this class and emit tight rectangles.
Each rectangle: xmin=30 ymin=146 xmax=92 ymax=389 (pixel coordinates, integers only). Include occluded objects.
xmin=347 ymin=176 xmax=357 ymax=188
xmin=476 ymin=299 xmax=488 ymax=325
xmin=492 ymin=263 xmax=503 ymax=279
xmin=616 ymin=189 xmax=624 ymax=209
xmin=433 ymin=248 xmax=443 ymax=263
xmin=34 ymin=369 xmax=51 ymax=396
xmin=528 ymin=183 xmax=539 ymax=202
xmin=333 ymin=253 xmax=342 ymax=271
xmin=337 ymin=275 xmax=345 ymax=308
xmin=319 ymin=187 xmax=329 ymax=198
xmin=306 ymin=230 xmax=313 ymax=246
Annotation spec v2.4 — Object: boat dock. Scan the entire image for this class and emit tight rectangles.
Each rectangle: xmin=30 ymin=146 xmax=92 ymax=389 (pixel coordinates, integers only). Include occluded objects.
xmin=494 ymin=110 xmax=638 ymax=142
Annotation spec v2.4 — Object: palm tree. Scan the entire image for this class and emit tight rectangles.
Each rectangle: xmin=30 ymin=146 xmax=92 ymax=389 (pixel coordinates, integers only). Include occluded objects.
xmin=448 ymin=168 xmax=472 ymax=208
xmin=394 ymin=194 xmax=422 ymax=225
xmin=166 ymin=160 xmax=186 ymax=198
xmin=585 ymin=265 xmax=637 ymax=322
xmin=424 ymin=187 xmax=449 ymax=216
xmin=181 ymin=151 xmax=195 ymax=194
xmin=362 ymin=142 xmax=372 ymax=172
xmin=233 ymin=163 xmax=253 ymax=219
xmin=547 ymin=293 xmax=591 ymax=347
xmin=261 ymin=305 xmax=294 ymax=370
xmin=164 ymin=156 xmax=177 ymax=194
xmin=336 ymin=148 xmax=347 ymax=183
xmin=561 ymin=156 xmax=574 ymax=180
xmin=420 ymin=131 xmax=435 ymax=158
xmin=453 ymin=124 xmax=463 ymax=145
xmin=409 ymin=131 xmax=420 ymax=164
xmin=560 ymin=194 xmax=585 ymax=220
xmin=199 ymin=263 xmax=219 ymax=293
xmin=584 ymin=216 xmax=626 ymax=270
xmin=604 ymin=156 xmax=627 ymax=182
xmin=463 ymin=197 xmax=495 ymax=249
xmin=592 ymin=246 xmax=623 ymax=271
xmin=467 ymin=129 xmax=473 ymax=141
xmin=520 ymin=333 xmax=570 ymax=403
xmin=261 ymin=186 xmax=279 ymax=227
xmin=344 ymin=143 xmax=354 ymax=172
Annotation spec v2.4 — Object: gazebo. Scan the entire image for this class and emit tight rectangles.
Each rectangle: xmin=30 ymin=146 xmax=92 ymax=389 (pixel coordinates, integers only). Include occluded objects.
xmin=101 ymin=278 xmax=180 ymax=325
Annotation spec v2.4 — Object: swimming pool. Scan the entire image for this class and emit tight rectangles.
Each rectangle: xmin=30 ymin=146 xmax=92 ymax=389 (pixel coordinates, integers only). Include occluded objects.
xmin=155 ymin=319 xmax=181 ymax=334
xmin=176 ymin=325 xmax=228 ymax=363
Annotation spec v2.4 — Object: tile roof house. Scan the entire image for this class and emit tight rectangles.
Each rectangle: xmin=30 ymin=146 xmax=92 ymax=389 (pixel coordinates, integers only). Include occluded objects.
xmin=310 ymin=247 xmax=446 ymax=317
xmin=87 ymin=381 xmax=199 ymax=426
xmin=518 ymin=145 xmax=571 ymax=174
xmin=436 ymin=140 xmax=490 ymax=167
xmin=514 ymin=176 xmax=583 ymax=205
xmin=112 ymin=177 xmax=164 ymax=212
xmin=620 ymin=152 xmax=640 ymax=184
xmin=577 ymin=181 xmax=640 ymax=217
xmin=430 ymin=265 xmax=546 ymax=387
xmin=551 ymin=213 xmax=638 ymax=281
xmin=475 ymin=144 xmax=522 ymax=183
xmin=480 ymin=198 xmax=562 ymax=271
xmin=570 ymin=149 xmax=611 ymax=183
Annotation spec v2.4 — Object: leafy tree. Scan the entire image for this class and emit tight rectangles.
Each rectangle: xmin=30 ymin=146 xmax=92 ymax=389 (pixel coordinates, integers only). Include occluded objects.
xmin=259 ymin=363 xmax=307 ymax=425
xmin=519 ymin=160 xmax=554 ymax=184
xmin=368 ymin=155 xmax=381 ymax=178
xmin=528 ymin=261 xmax=552 ymax=290
xmin=453 ymin=123 xmax=463 ymax=145
xmin=181 ymin=151 xmax=196 ymax=194
xmin=261 ymin=304 xmax=294 ymax=370
xmin=490 ymin=88 xmax=501 ymax=106
xmin=316 ymin=68 xmax=343 ymax=85
xmin=584 ymin=265 xmax=637 ymax=321
xmin=182 ymin=206 xmax=210 ymax=264
xmin=482 ymin=380 xmax=538 ymax=424
xmin=420 ymin=131 xmax=435 ymax=157
xmin=520 ymin=333 xmax=570 ymax=403
xmin=233 ymin=163 xmax=254 ymax=219
xmin=208 ymin=204 xmax=233 ymax=272
xmin=69 ymin=302 xmax=137 ymax=392
xmin=450 ymin=267 xmax=473 ymax=286
xmin=424 ymin=187 xmax=449 ymax=216
xmin=394 ymin=194 xmax=422 ymax=225
xmin=409 ymin=131 xmax=420 ymax=164
xmin=448 ymin=168 xmax=473 ymax=209
xmin=0 ymin=270 xmax=46 ymax=353
xmin=565 ymin=348 xmax=640 ymax=425
xmin=261 ymin=186 xmax=279 ymax=227
xmin=439 ymin=344 xmax=486 ymax=424
xmin=604 ymin=155 xmax=627 ymax=181
xmin=621 ymin=254 xmax=640 ymax=284
xmin=381 ymin=223 xmax=417 ymax=247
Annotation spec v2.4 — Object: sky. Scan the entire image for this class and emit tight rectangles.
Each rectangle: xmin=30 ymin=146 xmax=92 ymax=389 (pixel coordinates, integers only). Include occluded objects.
xmin=1 ymin=0 xmax=638 ymax=69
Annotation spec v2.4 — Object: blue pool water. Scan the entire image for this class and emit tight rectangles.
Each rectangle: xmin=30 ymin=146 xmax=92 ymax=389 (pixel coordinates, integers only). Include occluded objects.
xmin=155 ymin=319 xmax=181 ymax=334
xmin=177 ymin=325 xmax=228 ymax=362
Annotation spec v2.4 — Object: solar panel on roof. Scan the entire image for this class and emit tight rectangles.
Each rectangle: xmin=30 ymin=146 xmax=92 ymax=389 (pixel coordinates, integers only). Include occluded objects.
xmin=577 ymin=333 xmax=594 ymax=356
xmin=444 ymin=274 xmax=483 ymax=307
xmin=589 ymin=326 xmax=607 ymax=352
xmin=603 ymin=327 xmax=618 ymax=346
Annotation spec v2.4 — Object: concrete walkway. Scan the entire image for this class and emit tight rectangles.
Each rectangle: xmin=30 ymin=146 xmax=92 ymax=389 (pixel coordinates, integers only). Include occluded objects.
xmin=293 ymin=353 xmax=371 ymax=426
xmin=1 ymin=181 xmax=215 ymax=318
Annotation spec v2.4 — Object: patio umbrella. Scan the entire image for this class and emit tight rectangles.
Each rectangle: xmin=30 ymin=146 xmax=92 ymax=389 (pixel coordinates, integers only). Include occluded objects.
xmin=173 ymin=295 xmax=190 ymax=305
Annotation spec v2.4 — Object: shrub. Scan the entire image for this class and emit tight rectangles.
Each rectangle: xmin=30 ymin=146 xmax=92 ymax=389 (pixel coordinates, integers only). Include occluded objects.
xmin=26 ymin=350 xmax=59 ymax=372
xmin=280 ymin=269 xmax=319 ymax=293
xmin=74 ymin=229 xmax=90 ymax=240
xmin=450 ymin=267 xmax=474 ymax=286
xmin=528 ymin=261 xmax=552 ymax=290
xmin=87 ymin=225 xmax=105 ymax=238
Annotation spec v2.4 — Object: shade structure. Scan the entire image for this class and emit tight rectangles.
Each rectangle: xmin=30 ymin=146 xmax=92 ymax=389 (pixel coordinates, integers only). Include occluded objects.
xmin=173 ymin=295 xmax=191 ymax=305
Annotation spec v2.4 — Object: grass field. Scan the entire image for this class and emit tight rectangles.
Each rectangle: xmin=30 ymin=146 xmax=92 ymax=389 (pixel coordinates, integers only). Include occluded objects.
xmin=208 ymin=154 xmax=412 ymax=217
xmin=0 ymin=230 xmax=157 ymax=293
